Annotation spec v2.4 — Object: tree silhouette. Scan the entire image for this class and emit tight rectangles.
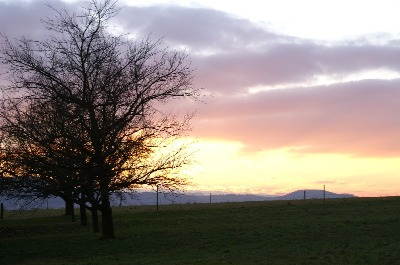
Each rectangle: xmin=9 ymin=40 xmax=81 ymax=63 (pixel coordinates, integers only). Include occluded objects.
xmin=0 ymin=0 xmax=198 ymax=239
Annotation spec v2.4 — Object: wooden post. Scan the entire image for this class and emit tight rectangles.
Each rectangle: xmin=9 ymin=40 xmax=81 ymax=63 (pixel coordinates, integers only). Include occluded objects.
xmin=209 ymin=193 xmax=211 ymax=204
xmin=304 ymin=190 xmax=306 ymax=200
xmin=1 ymin=203 xmax=3 ymax=220
xmin=156 ymin=185 xmax=159 ymax=212
xmin=323 ymin=185 xmax=326 ymax=202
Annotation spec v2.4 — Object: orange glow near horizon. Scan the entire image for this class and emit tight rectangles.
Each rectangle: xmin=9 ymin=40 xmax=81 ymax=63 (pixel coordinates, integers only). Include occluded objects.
xmin=185 ymin=139 xmax=400 ymax=197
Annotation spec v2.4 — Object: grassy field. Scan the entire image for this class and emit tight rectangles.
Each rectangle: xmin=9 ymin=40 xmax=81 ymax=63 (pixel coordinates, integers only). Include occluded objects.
xmin=1 ymin=197 xmax=400 ymax=264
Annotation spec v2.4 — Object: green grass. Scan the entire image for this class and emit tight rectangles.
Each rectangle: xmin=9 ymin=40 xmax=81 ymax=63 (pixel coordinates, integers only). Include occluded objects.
xmin=1 ymin=197 xmax=400 ymax=264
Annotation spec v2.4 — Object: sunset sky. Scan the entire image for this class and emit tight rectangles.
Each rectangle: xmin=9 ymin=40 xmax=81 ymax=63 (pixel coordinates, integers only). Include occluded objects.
xmin=1 ymin=0 xmax=400 ymax=196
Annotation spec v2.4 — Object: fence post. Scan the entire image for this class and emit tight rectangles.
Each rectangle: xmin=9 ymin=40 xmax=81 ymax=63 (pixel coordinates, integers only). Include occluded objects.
xmin=156 ymin=185 xmax=159 ymax=212
xmin=1 ymin=203 xmax=3 ymax=220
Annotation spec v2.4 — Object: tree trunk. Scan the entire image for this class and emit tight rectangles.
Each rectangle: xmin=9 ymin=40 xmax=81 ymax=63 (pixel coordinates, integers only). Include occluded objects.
xmin=101 ymin=193 xmax=115 ymax=239
xmin=65 ymin=197 xmax=74 ymax=216
xmin=64 ymin=197 xmax=75 ymax=222
xmin=71 ymin=207 xmax=75 ymax=222
xmin=80 ymin=204 xmax=87 ymax=226
xmin=91 ymin=207 xmax=100 ymax=233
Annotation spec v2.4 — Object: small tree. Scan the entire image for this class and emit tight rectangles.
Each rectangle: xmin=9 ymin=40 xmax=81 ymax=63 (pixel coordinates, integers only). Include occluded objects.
xmin=0 ymin=0 xmax=198 ymax=239
xmin=0 ymin=97 xmax=93 ymax=223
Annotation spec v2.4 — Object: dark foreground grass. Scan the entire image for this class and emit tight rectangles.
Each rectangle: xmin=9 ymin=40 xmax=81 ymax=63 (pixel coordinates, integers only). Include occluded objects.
xmin=1 ymin=197 xmax=400 ymax=264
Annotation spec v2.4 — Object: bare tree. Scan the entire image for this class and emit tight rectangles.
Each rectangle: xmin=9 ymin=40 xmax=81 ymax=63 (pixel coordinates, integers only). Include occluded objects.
xmin=0 ymin=0 xmax=198 ymax=239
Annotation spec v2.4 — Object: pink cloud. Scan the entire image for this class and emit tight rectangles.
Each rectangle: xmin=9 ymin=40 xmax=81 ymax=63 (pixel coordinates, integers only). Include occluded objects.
xmin=192 ymin=79 xmax=400 ymax=157
xmin=194 ymin=44 xmax=400 ymax=94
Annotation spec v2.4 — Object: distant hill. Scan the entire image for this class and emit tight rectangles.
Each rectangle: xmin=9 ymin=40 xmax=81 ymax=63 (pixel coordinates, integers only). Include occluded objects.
xmin=0 ymin=189 xmax=356 ymax=210
xmin=126 ymin=190 xmax=355 ymax=205
xmin=121 ymin=192 xmax=272 ymax=205
xmin=276 ymin=189 xmax=355 ymax=200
